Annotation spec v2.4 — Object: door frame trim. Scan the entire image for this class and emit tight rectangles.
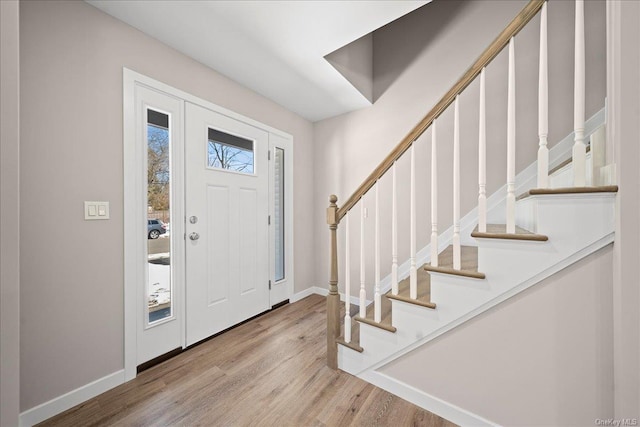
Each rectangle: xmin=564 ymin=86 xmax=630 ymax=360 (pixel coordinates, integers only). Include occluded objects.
xmin=123 ymin=68 xmax=294 ymax=381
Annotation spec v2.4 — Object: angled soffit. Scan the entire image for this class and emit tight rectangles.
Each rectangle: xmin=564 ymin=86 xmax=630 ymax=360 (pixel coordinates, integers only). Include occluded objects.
xmin=86 ymin=0 xmax=428 ymax=122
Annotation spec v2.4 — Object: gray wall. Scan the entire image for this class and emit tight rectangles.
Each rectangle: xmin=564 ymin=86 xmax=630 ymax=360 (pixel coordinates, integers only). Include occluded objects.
xmin=313 ymin=0 xmax=606 ymax=299
xmin=325 ymin=33 xmax=374 ymax=103
xmin=19 ymin=0 xmax=315 ymax=411
xmin=1 ymin=1 xmax=21 ymax=425
xmin=380 ymin=245 xmax=615 ymax=426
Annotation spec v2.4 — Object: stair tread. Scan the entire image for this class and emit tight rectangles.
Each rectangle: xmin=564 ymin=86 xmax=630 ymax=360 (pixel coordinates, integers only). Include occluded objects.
xmin=518 ymin=185 xmax=619 ymax=200
xmin=340 ymin=290 xmax=396 ymax=348
xmin=386 ymin=293 xmax=436 ymax=308
xmin=471 ymin=224 xmax=548 ymax=241
xmin=424 ymin=245 xmax=485 ymax=279
xmin=355 ymin=315 xmax=397 ymax=332
xmin=386 ymin=267 xmax=436 ymax=308
xmin=336 ymin=337 xmax=364 ymax=353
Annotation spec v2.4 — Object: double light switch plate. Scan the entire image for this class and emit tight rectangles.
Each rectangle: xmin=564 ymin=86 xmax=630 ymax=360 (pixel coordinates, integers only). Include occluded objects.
xmin=84 ymin=201 xmax=110 ymax=220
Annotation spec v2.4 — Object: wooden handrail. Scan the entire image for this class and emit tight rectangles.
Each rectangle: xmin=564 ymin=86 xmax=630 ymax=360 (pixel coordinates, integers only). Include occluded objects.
xmin=336 ymin=0 xmax=546 ymax=221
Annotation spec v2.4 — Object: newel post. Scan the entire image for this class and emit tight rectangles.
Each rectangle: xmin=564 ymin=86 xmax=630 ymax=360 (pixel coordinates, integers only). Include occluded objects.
xmin=326 ymin=194 xmax=340 ymax=369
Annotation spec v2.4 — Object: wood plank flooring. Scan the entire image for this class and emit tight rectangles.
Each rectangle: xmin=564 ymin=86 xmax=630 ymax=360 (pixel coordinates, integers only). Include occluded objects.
xmin=39 ymin=295 xmax=456 ymax=427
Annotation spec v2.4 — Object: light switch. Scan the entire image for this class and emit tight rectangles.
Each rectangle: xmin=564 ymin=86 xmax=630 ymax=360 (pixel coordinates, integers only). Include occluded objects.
xmin=85 ymin=201 xmax=110 ymax=220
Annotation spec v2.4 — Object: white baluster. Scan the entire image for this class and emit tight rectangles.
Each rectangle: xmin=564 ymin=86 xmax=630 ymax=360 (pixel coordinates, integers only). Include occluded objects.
xmin=344 ymin=213 xmax=351 ymax=343
xmin=507 ymin=37 xmax=516 ymax=234
xmin=431 ymin=120 xmax=439 ymax=267
xmin=591 ymin=125 xmax=606 ymax=186
xmin=537 ymin=2 xmax=549 ymax=188
xmin=359 ymin=202 xmax=366 ymax=318
xmin=391 ymin=162 xmax=398 ymax=295
xmin=573 ymin=0 xmax=586 ymax=187
xmin=374 ymin=182 xmax=381 ymax=322
xmin=478 ymin=68 xmax=487 ymax=233
xmin=453 ymin=96 xmax=461 ymax=270
xmin=410 ymin=144 xmax=417 ymax=299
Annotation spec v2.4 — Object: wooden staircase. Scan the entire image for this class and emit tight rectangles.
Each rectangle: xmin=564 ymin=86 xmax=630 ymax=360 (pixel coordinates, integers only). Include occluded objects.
xmin=338 ymin=221 xmax=546 ymax=343
xmin=336 ymin=186 xmax=616 ymax=360
xmin=324 ymin=0 xmax=617 ymax=424
xmin=334 ymin=183 xmax=617 ymax=367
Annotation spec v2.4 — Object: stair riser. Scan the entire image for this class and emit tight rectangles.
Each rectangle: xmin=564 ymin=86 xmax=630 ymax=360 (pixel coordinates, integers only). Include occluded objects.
xmin=429 ymin=273 xmax=491 ymax=309
xmin=477 ymin=240 xmax=551 ymax=287
xmin=515 ymin=198 xmax=538 ymax=233
xmin=338 ymin=344 xmax=369 ymax=374
xmin=533 ymin=194 xmax=615 ymax=239
xmin=341 ymin=323 xmax=412 ymax=374
xmin=390 ymin=300 xmax=443 ymax=340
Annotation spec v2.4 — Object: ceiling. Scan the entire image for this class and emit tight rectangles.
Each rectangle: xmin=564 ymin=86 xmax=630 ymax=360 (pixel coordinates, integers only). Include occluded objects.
xmin=86 ymin=0 xmax=428 ymax=122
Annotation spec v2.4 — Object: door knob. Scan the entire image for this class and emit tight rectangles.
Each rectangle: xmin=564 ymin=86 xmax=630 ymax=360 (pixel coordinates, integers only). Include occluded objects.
xmin=189 ymin=232 xmax=200 ymax=241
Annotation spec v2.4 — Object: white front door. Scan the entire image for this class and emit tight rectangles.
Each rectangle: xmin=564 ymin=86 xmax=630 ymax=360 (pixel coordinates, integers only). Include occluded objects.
xmin=185 ymin=102 xmax=270 ymax=346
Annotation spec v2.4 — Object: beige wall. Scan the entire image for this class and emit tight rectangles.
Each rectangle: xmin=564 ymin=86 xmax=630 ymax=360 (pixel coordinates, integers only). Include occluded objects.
xmin=380 ymin=245 xmax=615 ymax=426
xmin=611 ymin=0 xmax=640 ymax=417
xmin=19 ymin=0 xmax=315 ymax=411
xmin=313 ymin=0 xmax=606 ymax=296
xmin=15 ymin=0 xmax=635 ymax=420
xmin=1 ymin=1 xmax=21 ymax=425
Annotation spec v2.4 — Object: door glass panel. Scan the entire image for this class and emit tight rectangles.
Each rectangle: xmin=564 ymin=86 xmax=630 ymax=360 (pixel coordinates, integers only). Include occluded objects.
xmin=147 ymin=108 xmax=172 ymax=324
xmin=274 ymin=148 xmax=285 ymax=281
xmin=207 ymin=128 xmax=254 ymax=174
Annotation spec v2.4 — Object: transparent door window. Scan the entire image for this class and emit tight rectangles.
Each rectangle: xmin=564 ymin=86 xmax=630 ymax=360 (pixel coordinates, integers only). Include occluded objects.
xmin=147 ymin=109 xmax=172 ymax=324
xmin=274 ymin=148 xmax=285 ymax=281
xmin=207 ymin=128 xmax=254 ymax=174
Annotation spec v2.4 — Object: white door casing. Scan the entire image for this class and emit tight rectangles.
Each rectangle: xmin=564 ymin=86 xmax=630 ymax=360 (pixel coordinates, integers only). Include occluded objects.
xmin=185 ymin=102 xmax=270 ymax=346
xmin=124 ymin=69 xmax=293 ymax=380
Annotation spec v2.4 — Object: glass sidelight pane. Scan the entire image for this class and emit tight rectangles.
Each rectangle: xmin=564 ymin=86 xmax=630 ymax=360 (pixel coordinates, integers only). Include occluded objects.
xmin=207 ymin=128 xmax=254 ymax=174
xmin=274 ymin=148 xmax=285 ymax=281
xmin=147 ymin=108 xmax=172 ymax=324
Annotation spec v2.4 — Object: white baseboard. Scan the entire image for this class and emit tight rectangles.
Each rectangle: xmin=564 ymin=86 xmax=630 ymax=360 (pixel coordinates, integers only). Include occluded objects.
xmin=20 ymin=370 xmax=125 ymax=427
xmin=19 ymin=285 xmax=334 ymax=426
xmin=290 ymin=286 xmax=327 ymax=302
xmin=360 ymin=370 xmax=498 ymax=427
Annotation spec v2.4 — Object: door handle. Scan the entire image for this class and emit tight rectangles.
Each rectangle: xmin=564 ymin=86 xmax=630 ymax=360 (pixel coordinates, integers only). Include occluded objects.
xmin=189 ymin=232 xmax=200 ymax=241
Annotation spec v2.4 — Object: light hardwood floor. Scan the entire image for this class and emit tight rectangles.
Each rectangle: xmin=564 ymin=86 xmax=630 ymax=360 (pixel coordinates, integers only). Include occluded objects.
xmin=39 ymin=295 xmax=456 ymax=427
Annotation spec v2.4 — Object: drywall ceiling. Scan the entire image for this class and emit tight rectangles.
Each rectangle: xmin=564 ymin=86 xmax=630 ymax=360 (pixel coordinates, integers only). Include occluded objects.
xmin=86 ymin=0 xmax=428 ymax=122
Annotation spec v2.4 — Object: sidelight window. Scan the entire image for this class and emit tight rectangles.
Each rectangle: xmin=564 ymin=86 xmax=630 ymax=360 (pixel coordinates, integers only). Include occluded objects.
xmin=147 ymin=108 xmax=173 ymax=325
xmin=274 ymin=148 xmax=285 ymax=281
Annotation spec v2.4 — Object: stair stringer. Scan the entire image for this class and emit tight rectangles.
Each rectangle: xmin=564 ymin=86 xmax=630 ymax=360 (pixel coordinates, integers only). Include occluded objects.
xmin=338 ymin=192 xmax=616 ymax=377
xmin=356 ymin=237 xmax=614 ymax=427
